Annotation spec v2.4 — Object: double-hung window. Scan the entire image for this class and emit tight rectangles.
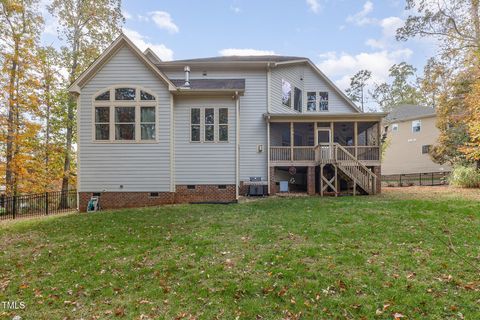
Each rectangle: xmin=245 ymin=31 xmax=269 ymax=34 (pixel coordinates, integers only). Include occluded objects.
xmin=190 ymin=107 xmax=229 ymax=142
xmin=205 ymin=108 xmax=215 ymax=142
xmin=319 ymin=92 xmax=329 ymax=111
xmin=93 ymin=87 xmax=156 ymax=142
xmin=219 ymin=108 xmax=229 ymax=142
xmin=307 ymin=92 xmax=316 ymax=111
xmin=293 ymin=87 xmax=302 ymax=112
xmin=412 ymin=120 xmax=421 ymax=133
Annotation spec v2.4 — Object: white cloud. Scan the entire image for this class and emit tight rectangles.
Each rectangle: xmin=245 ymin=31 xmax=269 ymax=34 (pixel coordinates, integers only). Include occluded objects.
xmin=230 ymin=5 xmax=241 ymax=13
xmin=365 ymin=16 xmax=405 ymax=49
xmin=346 ymin=1 xmax=374 ymax=26
xmin=122 ymin=9 xmax=132 ymax=20
xmin=137 ymin=14 xmax=149 ymax=22
xmin=149 ymin=11 xmax=179 ymax=34
xmin=306 ymin=0 xmax=321 ymax=13
xmin=317 ymin=49 xmax=413 ymax=90
xmin=123 ymin=28 xmax=174 ymax=61
xmin=219 ymin=48 xmax=277 ymax=56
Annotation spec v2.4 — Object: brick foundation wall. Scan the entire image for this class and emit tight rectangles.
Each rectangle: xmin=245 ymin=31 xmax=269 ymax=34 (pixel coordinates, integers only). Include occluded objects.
xmin=79 ymin=191 xmax=174 ymax=212
xmin=174 ymin=185 xmax=236 ymax=203
xmin=79 ymin=184 xmax=237 ymax=212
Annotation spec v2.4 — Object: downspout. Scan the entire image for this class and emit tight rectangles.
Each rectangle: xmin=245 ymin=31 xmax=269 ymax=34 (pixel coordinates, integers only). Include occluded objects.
xmin=266 ymin=63 xmax=272 ymax=194
xmin=170 ymin=94 xmax=175 ymax=193
xmin=235 ymin=91 xmax=240 ymax=200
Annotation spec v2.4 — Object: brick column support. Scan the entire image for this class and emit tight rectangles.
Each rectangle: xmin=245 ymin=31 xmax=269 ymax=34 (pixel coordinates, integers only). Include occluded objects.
xmin=373 ymin=166 xmax=382 ymax=194
xmin=269 ymin=166 xmax=277 ymax=195
xmin=307 ymin=166 xmax=316 ymax=195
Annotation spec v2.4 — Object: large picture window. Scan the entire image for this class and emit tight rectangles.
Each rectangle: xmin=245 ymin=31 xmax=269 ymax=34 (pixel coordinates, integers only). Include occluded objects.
xmin=93 ymin=87 xmax=156 ymax=142
xmin=282 ymin=79 xmax=292 ymax=107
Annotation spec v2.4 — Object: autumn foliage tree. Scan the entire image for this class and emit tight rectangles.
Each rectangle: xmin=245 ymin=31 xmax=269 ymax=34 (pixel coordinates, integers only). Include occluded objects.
xmin=0 ymin=0 xmax=44 ymax=196
xmin=48 ymin=0 xmax=124 ymax=198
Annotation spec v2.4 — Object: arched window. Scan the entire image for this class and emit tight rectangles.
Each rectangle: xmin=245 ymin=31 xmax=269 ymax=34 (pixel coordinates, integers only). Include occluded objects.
xmin=93 ymin=87 xmax=157 ymax=142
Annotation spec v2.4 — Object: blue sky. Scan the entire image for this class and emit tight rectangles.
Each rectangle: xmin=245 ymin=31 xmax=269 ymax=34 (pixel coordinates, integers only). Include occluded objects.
xmin=42 ymin=0 xmax=437 ymax=102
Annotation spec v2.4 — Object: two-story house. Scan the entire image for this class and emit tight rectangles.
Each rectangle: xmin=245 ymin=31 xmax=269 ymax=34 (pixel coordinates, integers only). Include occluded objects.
xmin=69 ymin=34 xmax=386 ymax=211
xmin=382 ymin=104 xmax=451 ymax=175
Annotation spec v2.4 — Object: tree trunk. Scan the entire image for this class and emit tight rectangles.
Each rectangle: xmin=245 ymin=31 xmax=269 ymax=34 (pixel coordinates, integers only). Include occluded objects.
xmin=5 ymin=42 xmax=19 ymax=197
xmin=59 ymin=44 xmax=78 ymax=208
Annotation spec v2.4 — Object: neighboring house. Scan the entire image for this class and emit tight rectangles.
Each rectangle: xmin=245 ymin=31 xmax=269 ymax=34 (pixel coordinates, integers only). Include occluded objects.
xmin=69 ymin=34 xmax=386 ymax=211
xmin=382 ymin=105 xmax=451 ymax=175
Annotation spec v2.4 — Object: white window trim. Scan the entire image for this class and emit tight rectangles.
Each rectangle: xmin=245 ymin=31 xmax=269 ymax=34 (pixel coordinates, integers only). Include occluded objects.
xmin=305 ymin=91 xmax=329 ymax=112
xmin=92 ymin=86 xmax=158 ymax=143
xmin=189 ymin=107 xmax=230 ymax=143
xmin=412 ymin=119 xmax=421 ymax=133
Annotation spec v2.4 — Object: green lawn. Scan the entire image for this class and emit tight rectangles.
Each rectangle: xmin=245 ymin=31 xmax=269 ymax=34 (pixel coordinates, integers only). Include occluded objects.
xmin=0 ymin=189 xmax=479 ymax=319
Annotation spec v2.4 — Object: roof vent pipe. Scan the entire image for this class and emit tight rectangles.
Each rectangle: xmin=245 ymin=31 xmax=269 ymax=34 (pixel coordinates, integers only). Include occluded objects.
xmin=184 ymin=66 xmax=190 ymax=87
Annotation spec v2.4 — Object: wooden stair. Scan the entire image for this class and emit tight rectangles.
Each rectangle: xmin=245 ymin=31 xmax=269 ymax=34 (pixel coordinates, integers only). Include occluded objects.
xmin=315 ymin=143 xmax=377 ymax=195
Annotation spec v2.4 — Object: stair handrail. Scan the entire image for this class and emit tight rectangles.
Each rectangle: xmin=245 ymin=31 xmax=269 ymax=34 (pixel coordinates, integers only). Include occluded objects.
xmin=334 ymin=143 xmax=377 ymax=193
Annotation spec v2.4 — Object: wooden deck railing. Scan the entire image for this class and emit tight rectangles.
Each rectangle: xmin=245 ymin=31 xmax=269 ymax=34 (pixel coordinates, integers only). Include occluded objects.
xmin=270 ymin=145 xmax=380 ymax=162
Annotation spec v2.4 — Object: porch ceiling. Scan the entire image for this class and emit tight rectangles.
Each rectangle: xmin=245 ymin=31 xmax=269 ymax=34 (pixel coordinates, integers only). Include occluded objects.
xmin=264 ymin=112 xmax=387 ymax=122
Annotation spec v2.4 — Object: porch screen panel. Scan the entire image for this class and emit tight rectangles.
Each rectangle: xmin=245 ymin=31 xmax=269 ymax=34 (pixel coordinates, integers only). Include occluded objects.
xmin=333 ymin=122 xmax=354 ymax=146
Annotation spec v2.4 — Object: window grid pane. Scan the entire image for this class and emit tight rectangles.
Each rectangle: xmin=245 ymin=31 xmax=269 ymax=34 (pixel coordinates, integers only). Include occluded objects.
xmin=191 ymin=108 xmax=200 ymax=124
xmin=140 ymin=90 xmax=155 ymax=100
xmin=219 ymin=108 xmax=228 ymax=124
xmin=115 ymin=88 xmax=136 ymax=100
xmin=95 ymin=91 xmax=110 ymax=101
xmin=191 ymin=125 xmax=200 ymax=141
xmin=95 ymin=124 xmax=109 ymax=140
xmin=219 ymin=125 xmax=228 ymax=141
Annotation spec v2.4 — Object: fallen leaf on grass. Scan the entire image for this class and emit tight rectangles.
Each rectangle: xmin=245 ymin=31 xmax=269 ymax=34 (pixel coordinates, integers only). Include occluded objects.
xmin=393 ymin=312 xmax=404 ymax=319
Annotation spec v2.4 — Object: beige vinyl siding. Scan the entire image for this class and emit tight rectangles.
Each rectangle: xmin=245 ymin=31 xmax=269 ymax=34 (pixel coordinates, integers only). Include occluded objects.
xmin=270 ymin=64 xmax=358 ymax=114
xmin=382 ymin=116 xmax=451 ymax=174
xmin=174 ymin=96 xmax=236 ymax=184
xmin=78 ymin=45 xmax=171 ymax=192
xmin=164 ymin=67 xmax=268 ymax=182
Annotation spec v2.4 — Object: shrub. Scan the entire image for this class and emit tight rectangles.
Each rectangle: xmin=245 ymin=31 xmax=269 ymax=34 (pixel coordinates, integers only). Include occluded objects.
xmin=449 ymin=166 xmax=480 ymax=188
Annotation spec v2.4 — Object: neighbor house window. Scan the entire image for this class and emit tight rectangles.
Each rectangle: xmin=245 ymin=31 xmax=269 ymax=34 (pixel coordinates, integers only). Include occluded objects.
xmin=219 ymin=108 xmax=229 ymax=142
xmin=391 ymin=123 xmax=399 ymax=132
xmin=294 ymin=87 xmax=302 ymax=112
xmin=205 ymin=108 xmax=215 ymax=142
xmin=307 ymin=92 xmax=316 ymax=111
xmin=319 ymin=92 xmax=329 ymax=111
xmin=191 ymin=107 xmax=229 ymax=143
xmin=412 ymin=120 xmax=421 ymax=133
xmin=422 ymin=145 xmax=431 ymax=154
xmin=191 ymin=108 xmax=201 ymax=142
xmin=93 ymin=87 xmax=156 ymax=142
xmin=282 ymin=79 xmax=292 ymax=107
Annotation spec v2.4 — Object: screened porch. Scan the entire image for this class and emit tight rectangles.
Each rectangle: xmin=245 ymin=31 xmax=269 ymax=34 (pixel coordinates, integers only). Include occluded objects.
xmin=269 ymin=121 xmax=381 ymax=165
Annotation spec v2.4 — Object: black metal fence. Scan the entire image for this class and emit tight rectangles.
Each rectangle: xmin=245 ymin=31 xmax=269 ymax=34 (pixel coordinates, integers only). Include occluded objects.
xmin=382 ymin=172 xmax=450 ymax=187
xmin=0 ymin=190 xmax=77 ymax=220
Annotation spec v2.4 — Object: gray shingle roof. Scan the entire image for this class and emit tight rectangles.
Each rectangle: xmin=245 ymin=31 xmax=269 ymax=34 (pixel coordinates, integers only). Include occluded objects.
xmin=165 ymin=55 xmax=307 ymax=64
xmin=171 ymin=78 xmax=245 ymax=90
xmin=385 ymin=104 xmax=436 ymax=122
